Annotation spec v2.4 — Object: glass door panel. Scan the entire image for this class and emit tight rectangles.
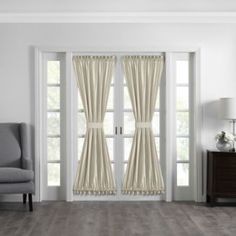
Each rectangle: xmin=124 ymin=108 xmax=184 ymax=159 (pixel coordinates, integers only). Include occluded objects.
xmin=47 ymin=61 xmax=61 ymax=187
xmin=42 ymin=53 xmax=66 ymax=201
xmin=174 ymin=53 xmax=193 ymax=201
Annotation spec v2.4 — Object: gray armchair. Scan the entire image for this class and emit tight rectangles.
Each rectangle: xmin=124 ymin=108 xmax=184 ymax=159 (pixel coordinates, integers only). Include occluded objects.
xmin=0 ymin=123 xmax=34 ymax=211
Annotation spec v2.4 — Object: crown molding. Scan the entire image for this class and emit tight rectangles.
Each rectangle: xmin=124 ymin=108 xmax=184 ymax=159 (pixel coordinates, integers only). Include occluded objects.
xmin=0 ymin=11 xmax=236 ymax=23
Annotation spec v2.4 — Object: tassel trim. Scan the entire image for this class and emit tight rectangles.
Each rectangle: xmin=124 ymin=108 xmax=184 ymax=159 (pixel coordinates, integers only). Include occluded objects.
xmin=73 ymin=190 xmax=116 ymax=195
xmin=122 ymin=189 xmax=165 ymax=195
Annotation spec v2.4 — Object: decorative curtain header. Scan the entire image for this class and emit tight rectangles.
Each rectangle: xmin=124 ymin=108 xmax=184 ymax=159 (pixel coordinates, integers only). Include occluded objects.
xmin=73 ymin=55 xmax=116 ymax=61
xmin=123 ymin=55 xmax=163 ymax=58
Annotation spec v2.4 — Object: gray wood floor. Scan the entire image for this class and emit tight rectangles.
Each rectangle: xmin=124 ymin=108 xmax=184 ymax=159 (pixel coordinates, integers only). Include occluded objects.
xmin=0 ymin=201 xmax=236 ymax=236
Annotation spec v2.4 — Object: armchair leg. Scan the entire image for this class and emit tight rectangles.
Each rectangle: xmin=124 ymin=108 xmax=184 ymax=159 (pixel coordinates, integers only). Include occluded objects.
xmin=28 ymin=193 xmax=33 ymax=212
xmin=23 ymin=194 xmax=27 ymax=204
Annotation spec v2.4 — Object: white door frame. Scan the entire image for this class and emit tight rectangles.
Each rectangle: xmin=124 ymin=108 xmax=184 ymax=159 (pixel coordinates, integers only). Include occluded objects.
xmin=35 ymin=46 xmax=204 ymax=202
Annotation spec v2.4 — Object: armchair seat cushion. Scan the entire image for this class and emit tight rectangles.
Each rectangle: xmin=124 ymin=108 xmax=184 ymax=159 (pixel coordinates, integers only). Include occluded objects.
xmin=0 ymin=167 xmax=34 ymax=183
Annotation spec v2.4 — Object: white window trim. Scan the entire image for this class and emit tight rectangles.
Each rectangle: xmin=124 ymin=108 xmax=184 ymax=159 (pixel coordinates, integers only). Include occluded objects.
xmin=35 ymin=46 xmax=203 ymax=202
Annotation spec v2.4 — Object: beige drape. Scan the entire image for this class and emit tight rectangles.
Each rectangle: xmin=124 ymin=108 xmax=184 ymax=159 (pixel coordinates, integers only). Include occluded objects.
xmin=122 ymin=56 xmax=165 ymax=195
xmin=73 ymin=56 xmax=116 ymax=195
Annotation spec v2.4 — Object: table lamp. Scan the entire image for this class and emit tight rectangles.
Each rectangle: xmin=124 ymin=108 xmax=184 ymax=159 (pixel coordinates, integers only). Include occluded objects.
xmin=220 ymin=97 xmax=236 ymax=151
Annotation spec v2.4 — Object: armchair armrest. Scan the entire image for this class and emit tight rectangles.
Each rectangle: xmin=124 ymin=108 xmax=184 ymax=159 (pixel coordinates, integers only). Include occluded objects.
xmin=20 ymin=123 xmax=33 ymax=170
xmin=22 ymin=158 xmax=33 ymax=170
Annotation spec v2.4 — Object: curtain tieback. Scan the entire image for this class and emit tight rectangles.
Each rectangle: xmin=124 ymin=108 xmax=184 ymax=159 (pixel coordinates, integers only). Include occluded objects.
xmin=136 ymin=122 xmax=152 ymax=128
xmin=87 ymin=122 xmax=103 ymax=129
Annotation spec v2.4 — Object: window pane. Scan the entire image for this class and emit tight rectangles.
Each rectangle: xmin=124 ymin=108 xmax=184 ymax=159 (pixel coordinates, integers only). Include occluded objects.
xmin=176 ymin=112 xmax=189 ymax=136
xmin=78 ymin=92 xmax=83 ymax=110
xmin=124 ymin=138 xmax=133 ymax=161
xmin=47 ymin=61 xmax=60 ymax=84
xmin=111 ymin=163 xmax=115 ymax=174
xmin=155 ymin=137 xmax=160 ymax=159
xmin=124 ymin=112 xmax=135 ymax=135
xmin=155 ymin=94 xmax=160 ymax=110
xmin=177 ymin=163 xmax=189 ymax=186
xmin=124 ymin=86 xmax=132 ymax=109
xmin=47 ymin=112 xmax=60 ymax=135
xmin=176 ymin=61 xmax=189 ymax=84
xmin=152 ymin=112 xmax=160 ymax=135
xmin=177 ymin=138 xmax=189 ymax=161
xmin=47 ymin=87 xmax=60 ymax=110
xmin=107 ymin=87 xmax=114 ymax=110
xmin=123 ymin=75 xmax=127 ymax=85
xmin=48 ymin=163 xmax=60 ymax=186
xmin=104 ymin=112 xmax=114 ymax=135
xmin=106 ymin=137 xmax=114 ymax=161
xmin=111 ymin=75 xmax=114 ymax=85
xmin=176 ymin=87 xmax=189 ymax=110
xmin=124 ymin=163 xmax=128 ymax=174
xmin=78 ymin=112 xmax=86 ymax=135
xmin=78 ymin=138 xmax=84 ymax=160
xmin=47 ymin=138 xmax=60 ymax=161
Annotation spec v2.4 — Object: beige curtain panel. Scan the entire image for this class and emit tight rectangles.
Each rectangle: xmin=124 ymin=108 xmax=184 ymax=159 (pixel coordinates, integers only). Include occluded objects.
xmin=122 ymin=56 xmax=165 ymax=195
xmin=73 ymin=56 xmax=116 ymax=195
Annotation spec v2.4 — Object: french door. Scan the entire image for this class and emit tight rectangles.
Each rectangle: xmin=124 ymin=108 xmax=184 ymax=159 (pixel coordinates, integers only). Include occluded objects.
xmin=40 ymin=51 xmax=196 ymax=201
xmin=76 ymin=54 xmax=163 ymax=200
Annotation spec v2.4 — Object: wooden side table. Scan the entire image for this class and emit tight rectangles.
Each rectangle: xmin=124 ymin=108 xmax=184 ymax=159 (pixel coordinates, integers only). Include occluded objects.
xmin=207 ymin=150 xmax=236 ymax=206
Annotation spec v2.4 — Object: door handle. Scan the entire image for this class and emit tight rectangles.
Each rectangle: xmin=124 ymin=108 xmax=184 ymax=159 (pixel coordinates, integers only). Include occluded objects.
xmin=115 ymin=126 xmax=118 ymax=135
xmin=120 ymin=127 xmax=123 ymax=135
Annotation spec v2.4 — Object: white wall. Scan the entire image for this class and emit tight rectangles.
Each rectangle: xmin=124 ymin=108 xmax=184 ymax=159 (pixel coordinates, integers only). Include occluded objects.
xmin=0 ymin=0 xmax=236 ymax=12
xmin=0 ymin=23 xmax=236 ymax=200
xmin=0 ymin=23 xmax=236 ymax=145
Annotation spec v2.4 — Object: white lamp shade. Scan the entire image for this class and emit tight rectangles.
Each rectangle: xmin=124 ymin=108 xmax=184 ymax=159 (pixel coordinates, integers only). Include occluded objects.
xmin=220 ymin=98 xmax=236 ymax=120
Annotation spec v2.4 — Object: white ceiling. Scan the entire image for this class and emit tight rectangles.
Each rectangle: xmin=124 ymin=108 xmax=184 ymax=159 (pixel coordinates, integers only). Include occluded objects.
xmin=0 ymin=0 xmax=236 ymax=12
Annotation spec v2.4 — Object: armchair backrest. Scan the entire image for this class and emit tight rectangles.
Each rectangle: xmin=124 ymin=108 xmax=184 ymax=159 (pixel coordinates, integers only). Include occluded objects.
xmin=0 ymin=123 xmax=23 ymax=168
